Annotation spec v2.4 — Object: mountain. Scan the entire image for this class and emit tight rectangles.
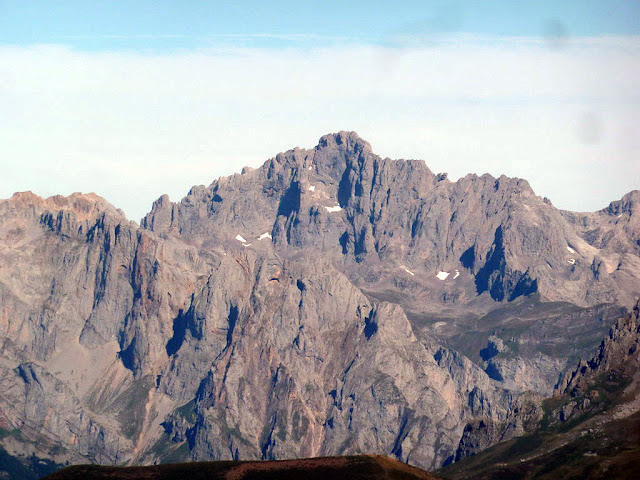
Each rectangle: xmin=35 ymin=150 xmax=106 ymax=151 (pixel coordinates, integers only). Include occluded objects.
xmin=0 ymin=132 xmax=638 ymax=478
xmin=43 ymin=455 xmax=443 ymax=480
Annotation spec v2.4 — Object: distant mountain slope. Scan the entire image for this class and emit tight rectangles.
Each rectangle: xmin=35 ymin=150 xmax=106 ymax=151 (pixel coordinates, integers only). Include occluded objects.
xmin=0 ymin=132 xmax=638 ymax=477
xmin=562 ymin=190 xmax=640 ymax=257
xmin=437 ymin=301 xmax=640 ymax=479
xmin=43 ymin=455 xmax=443 ymax=480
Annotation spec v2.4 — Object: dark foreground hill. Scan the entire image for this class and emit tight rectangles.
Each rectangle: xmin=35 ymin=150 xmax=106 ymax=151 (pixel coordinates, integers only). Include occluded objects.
xmin=44 ymin=455 xmax=443 ymax=480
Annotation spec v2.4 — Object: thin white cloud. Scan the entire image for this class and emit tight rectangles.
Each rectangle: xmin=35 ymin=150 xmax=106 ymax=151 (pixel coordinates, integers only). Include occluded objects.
xmin=0 ymin=35 xmax=638 ymax=221
xmin=205 ymin=33 xmax=373 ymax=42
xmin=54 ymin=34 xmax=190 ymax=39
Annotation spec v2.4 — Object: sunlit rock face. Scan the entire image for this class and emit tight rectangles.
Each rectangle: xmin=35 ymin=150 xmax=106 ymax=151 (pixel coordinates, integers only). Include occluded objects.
xmin=0 ymin=132 xmax=638 ymax=473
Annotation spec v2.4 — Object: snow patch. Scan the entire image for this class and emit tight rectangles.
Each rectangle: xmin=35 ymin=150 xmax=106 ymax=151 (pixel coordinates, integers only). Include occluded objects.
xmin=235 ymin=234 xmax=247 ymax=243
xmin=404 ymin=268 xmax=415 ymax=276
xmin=568 ymin=258 xmax=576 ymax=265
xmin=243 ymin=243 xmax=251 ymax=247
xmin=567 ymin=246 xmax=576 ymax=254
xmin=308 ymin=185 xmax=315 ymax=192
xmin=258 ymin=232 xmax=272 ymax=240
xmin=436 ymin=271 xmax=450 ymax=281
xmin=453 ymin=270 xmax=460 ymax=279
xmin=324 ymin=205 xmax=342 ymax=213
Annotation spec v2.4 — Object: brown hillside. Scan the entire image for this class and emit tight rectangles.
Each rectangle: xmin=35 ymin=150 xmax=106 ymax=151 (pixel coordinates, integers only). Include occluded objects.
xmin=44 ymin=455 xmax=443 ymax=480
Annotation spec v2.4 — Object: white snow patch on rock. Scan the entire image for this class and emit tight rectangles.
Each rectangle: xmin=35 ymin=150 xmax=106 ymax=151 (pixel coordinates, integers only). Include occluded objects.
xmin=308 ymin=185 xmax=315 ymax=192
xmin=235 ymin=234 xmax=247 ymax=243
xmin=404 ymin=268 xmax=415 ymax=276
xmin=308 ymin=166 xmax=313 ymax=170
xmin=453 ymin=270 xmax=460 ymax=279
xmin=567 ymin=246 xmax=576 ymax=254
xmin=243 ymin=243 xmax=251 ymax=247
xmin=436 ymin=271 xmax=450 ymax=281
xmin=324 ymin=205 xmax=342 ymax=213
xmin=568 ymin=258 xmax=576 ymax=265
xmin=258 ymin=232 xmax=272 ymax=240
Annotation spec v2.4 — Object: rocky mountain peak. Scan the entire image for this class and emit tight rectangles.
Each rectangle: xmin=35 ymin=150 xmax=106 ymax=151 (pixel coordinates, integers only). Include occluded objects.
xmin=317 ymin=130 xmax=372 ymax=153
xmin=1 ymin=191 xmax=131 ymax=249
xmin=602 ymin=189 xmax=640 ymax=216
xmin=4 ymin=191 xmax=126 ymax=222
xmin=139 ymin=133 xmax=639 ymax=309
xmin=7 ymin=190 xmax=43 ymax=206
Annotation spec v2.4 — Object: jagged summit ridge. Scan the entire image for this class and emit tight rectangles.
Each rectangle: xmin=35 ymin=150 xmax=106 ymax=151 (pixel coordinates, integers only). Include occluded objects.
xmin=142 ymin=131 xmax=639 ymax=309
xmin=4 ymin=190 xmax=127 ymax=221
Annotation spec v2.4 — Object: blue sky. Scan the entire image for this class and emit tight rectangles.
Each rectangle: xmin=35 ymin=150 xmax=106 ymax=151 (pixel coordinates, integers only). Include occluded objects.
xmin=2 ymin=1 xmax=639 ymax=49
xmin=0 ymin=1 xmax=639 ymax=220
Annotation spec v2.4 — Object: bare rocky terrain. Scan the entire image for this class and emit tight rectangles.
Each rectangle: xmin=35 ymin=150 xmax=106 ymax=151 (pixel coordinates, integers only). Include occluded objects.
xmin=0 ymin=132 xmax=638 ymax=478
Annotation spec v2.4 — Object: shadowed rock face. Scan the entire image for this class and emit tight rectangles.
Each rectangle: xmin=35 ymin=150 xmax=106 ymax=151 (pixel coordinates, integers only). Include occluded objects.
xmin=0 ymin=132 xmax=638 ymax=476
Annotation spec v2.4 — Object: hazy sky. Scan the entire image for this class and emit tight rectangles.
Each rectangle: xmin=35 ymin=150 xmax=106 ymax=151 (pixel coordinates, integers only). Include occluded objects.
xmin=1 ymin=1 xmax=639 ymax=221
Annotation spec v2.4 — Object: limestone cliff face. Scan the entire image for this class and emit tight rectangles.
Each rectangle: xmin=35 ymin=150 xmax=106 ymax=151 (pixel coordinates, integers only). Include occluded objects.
xmin=0 ymin=132 xmax=638 ymax=474
xmin=156 ymin=254 xmax=523 ymax=468
xmin=0 ymin=191 xmax=208 ymax=465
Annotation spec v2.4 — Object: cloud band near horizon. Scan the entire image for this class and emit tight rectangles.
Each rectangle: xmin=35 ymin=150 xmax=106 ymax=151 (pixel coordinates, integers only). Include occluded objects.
xmin=1 ymin=35 xmax=638 ymax=221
